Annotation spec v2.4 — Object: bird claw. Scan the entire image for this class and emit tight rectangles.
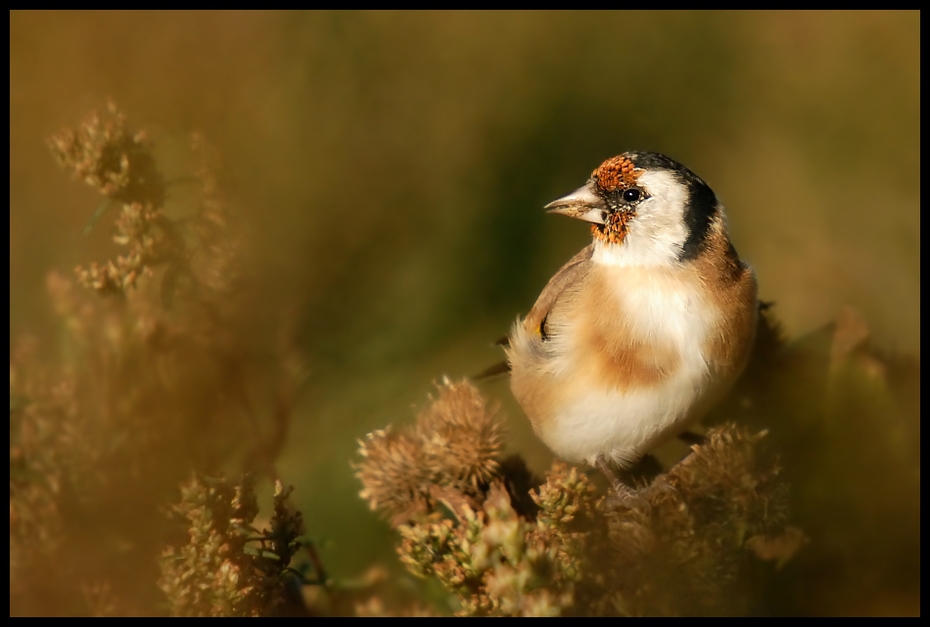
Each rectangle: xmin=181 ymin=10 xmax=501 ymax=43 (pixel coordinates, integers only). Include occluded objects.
xmin=595 ymin=454 xmax=638 ymax=504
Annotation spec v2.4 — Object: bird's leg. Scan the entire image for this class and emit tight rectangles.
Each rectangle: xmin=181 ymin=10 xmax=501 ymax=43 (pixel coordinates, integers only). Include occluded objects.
xmin=595 ymin=454 xmax=636 ymax=500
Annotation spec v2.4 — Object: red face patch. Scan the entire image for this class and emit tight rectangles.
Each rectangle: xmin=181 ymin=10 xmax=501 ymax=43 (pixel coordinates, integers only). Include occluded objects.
xmin=591 ymin=211 xmax=634 ymax=245
xmin=593 ymin=155 xmax=641 ymax=192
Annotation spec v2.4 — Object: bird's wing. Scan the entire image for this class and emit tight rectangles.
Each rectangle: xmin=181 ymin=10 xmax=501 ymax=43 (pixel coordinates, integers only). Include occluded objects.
xmin=522 ymin=243 xmax=594 ymax=339
xmin=473 ymin=244 xmax=594 ymax=382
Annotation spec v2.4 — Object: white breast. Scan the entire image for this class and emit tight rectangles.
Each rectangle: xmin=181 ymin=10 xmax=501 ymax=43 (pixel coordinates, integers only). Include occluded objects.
xmin=538 ymin=257 xmax=719 ymax=467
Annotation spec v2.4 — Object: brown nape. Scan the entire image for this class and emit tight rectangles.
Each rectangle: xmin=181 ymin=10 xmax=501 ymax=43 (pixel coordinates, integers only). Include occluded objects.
xmin=593 ymin=155 xmax=642 ymax=192
xmin=694 ymin=215 xmax=758 ymax=380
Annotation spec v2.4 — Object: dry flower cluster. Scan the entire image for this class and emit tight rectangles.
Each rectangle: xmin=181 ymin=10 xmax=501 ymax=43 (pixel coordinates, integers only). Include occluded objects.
xmin=11 ymin=104 xmax=305 ymax=616
xmin=48 ymin=101 xmax=167 ymax=292
xmin=355 ymin=378 xmax=800 ymax=616
xmin=356 ymin=378 xmax=505 ymax=525
xmin=158 ymin=475 xmax=308 ymax=617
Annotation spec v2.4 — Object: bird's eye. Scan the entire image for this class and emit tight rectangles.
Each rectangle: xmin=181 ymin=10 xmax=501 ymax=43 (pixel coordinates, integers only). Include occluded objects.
xmin=622 ymin=188 xmax=642 ymax=203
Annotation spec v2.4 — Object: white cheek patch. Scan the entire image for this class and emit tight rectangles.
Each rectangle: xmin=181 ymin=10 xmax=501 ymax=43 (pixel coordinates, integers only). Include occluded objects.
xmin=592 ymin=169 xmax=689 ymax=268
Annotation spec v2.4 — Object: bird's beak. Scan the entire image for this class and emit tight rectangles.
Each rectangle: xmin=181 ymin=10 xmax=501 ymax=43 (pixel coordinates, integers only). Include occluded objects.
xmin=544 ymin=180 xmax=607 ymax=225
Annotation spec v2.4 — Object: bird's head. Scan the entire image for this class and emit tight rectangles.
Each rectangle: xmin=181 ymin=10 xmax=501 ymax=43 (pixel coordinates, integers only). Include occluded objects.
xmin=545 ymin=152 xmax=721 ymax=265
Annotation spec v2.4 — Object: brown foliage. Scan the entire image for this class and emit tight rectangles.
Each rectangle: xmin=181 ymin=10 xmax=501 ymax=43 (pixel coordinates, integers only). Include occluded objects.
xmin=356 ymin=378 xmax=796 ymax=616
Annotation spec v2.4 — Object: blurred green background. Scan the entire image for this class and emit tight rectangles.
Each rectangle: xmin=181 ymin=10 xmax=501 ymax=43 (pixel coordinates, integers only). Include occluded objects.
xmin=10 ymin=10 xmax=919 ymax=603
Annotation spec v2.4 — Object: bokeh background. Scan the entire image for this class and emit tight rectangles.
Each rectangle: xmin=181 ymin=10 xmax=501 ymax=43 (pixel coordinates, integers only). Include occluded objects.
xmin=10 ymin=11 xmax=919 ymax=614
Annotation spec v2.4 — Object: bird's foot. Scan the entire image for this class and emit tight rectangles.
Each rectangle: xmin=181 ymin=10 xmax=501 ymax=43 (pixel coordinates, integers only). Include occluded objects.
xmin=595 ymin=454 xmax=637 ymax=504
